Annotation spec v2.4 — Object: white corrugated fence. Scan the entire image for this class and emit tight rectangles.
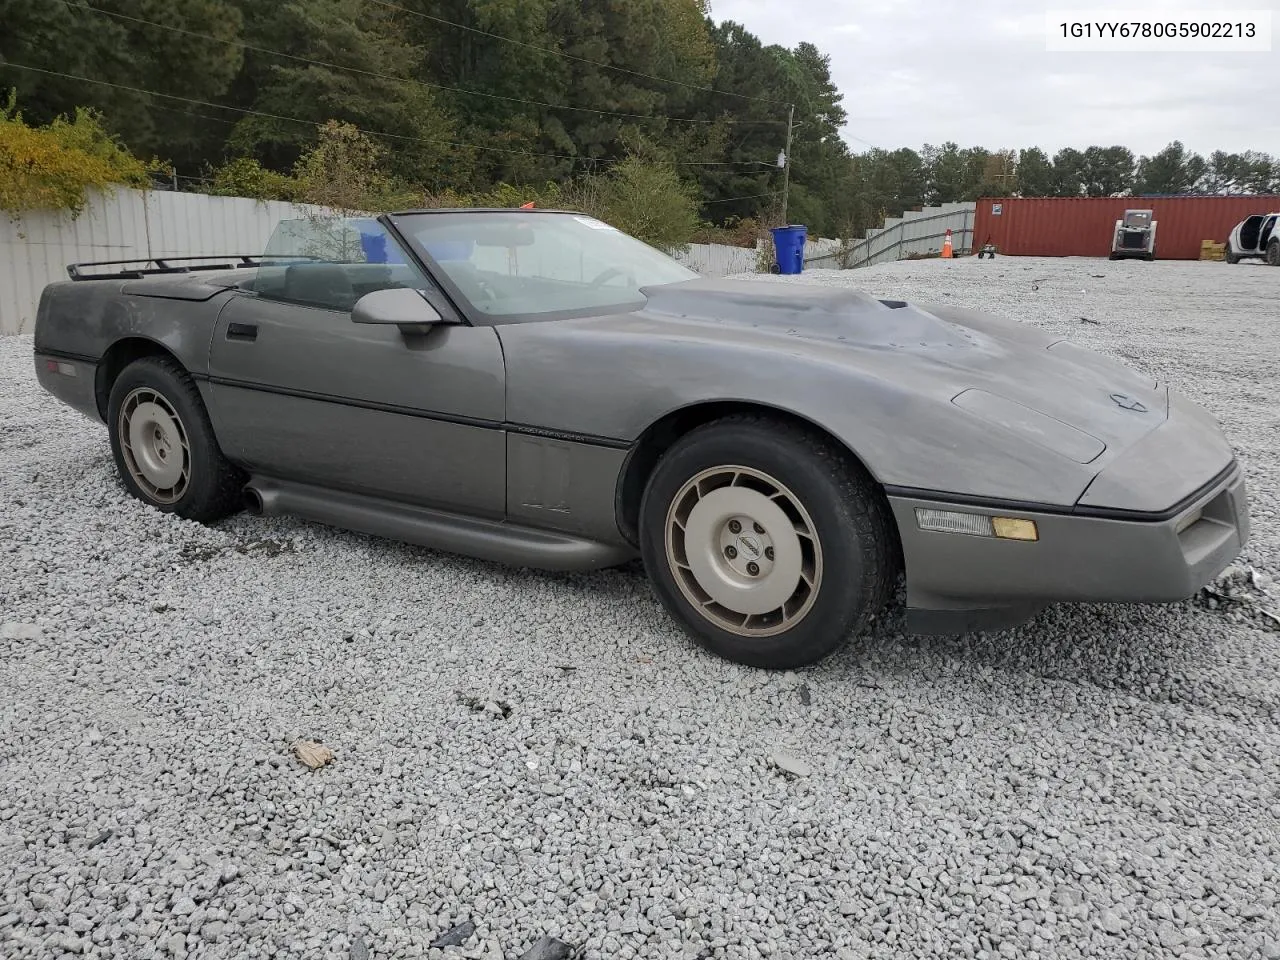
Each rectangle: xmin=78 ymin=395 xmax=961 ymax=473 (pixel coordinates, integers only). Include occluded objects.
xmin=0 ymin=189 xmax=333 ymax=335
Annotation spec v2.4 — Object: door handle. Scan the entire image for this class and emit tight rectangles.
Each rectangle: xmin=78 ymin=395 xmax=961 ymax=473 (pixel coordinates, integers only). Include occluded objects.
xmin=226 ymin=322 xmax=258 ymax=342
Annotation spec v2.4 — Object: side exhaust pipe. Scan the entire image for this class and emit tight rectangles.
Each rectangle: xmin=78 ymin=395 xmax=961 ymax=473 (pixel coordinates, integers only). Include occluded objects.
xmin=243 ymin=485 xmax=264 ymax=516
xmin=250 ymin=482 xmax=282 ymax=516
xmin=244 ymin=482 xmax=282 ymax=517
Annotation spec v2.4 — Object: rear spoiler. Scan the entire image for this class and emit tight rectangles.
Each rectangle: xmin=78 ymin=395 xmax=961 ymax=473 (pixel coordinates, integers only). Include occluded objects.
xmin=65 ymin=254 xmax=316 ymax=281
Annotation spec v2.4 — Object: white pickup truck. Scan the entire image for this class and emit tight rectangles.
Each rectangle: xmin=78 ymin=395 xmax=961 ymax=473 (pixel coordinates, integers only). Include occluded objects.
xmin=1225 ymin=212 xmax=1279 ymax=265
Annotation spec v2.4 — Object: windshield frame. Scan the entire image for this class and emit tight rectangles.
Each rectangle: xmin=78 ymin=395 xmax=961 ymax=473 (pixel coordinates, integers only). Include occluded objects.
xmin=384 ymin=209 xmax=697 ymax=327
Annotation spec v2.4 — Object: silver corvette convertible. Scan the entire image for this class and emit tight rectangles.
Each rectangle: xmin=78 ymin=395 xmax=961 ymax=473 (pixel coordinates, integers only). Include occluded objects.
xmin=33 ymin=210 xmax=1250 ymax=667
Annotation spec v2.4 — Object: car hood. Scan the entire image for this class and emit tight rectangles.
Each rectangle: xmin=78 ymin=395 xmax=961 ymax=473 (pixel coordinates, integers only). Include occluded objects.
xmin=637 ymin=277 xmax=1167 ymax=465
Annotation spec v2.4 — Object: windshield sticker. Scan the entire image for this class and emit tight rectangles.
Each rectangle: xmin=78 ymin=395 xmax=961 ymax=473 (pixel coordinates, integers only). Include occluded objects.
xmin=574 ymin=216 xmax=616 ymax=230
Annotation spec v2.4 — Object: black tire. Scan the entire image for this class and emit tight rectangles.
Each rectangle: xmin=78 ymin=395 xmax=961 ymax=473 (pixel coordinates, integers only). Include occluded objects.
xmin=1226 ymin=250 xmax=1240 ymax=265
xmin=1108 ymin=252 xmax=1119 ymax=261
xmin=107 ymin=356 xmax=244 ymax=522
xmin=638 ymin=416 xmax=897 ymax=669
xmin=1268 ymin=239 xmax=1280 ymax=267
xmin=1143 ymin=252 xmax=1154 ymax=261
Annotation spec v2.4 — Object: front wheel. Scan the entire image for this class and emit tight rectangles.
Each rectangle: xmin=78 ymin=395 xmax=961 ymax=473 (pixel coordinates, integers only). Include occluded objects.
xmin=638 ymin=417 xmax=897 ymax=668
xmin=107 ymin=356 xmax=245 ymax=522
xmin=1268 ymin=239 xmax=1280 ymax=266
xmin=1226 ymin=249 xmax=1240 ymax=265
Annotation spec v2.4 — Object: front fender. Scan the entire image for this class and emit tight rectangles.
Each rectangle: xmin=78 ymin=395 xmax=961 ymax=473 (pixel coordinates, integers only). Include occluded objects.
xmin=499 ymin=316 xmax=1097 ymax=507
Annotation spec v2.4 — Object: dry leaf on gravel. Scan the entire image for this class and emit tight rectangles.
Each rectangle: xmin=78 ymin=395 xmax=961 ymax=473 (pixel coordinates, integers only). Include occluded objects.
xmin=293 ymin=739 xmax=335 ymax=770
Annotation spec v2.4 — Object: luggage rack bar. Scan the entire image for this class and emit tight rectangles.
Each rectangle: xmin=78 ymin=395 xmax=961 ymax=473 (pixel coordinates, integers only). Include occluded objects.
xmin=65 ymin=254 xmax=314 ymax=281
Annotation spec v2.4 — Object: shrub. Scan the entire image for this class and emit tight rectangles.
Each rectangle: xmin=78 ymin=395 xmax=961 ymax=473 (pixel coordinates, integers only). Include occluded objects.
xmin=205 ymin=157 xmax=297 ymax=201
xmin=422 ymin=160 xmax=700 ymax=249
xmin=292 ymin=120 xmax=390 ymax=215
xmin=0 ymin=93 xmax=158 ymax=218
xmin=594 ymin=156 xmax=700 ymax=251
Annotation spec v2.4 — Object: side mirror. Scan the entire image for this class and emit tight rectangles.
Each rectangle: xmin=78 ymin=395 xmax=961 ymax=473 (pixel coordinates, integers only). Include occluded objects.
xmin=351 ymin=287 xmax=442 ymax=332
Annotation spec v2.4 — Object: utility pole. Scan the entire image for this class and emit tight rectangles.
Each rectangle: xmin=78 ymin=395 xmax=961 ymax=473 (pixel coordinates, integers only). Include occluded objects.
xmin=780 ymin=103 xmax=795 ymax=225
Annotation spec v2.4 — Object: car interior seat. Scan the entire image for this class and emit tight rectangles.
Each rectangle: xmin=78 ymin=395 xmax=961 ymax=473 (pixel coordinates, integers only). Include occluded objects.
xmin=283 ymin=263 xmax=357 ymax=310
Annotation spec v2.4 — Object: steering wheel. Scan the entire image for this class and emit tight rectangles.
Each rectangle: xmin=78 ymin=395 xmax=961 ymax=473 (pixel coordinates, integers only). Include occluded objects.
xmin=588 ymin=267 xmax=634 ymax=288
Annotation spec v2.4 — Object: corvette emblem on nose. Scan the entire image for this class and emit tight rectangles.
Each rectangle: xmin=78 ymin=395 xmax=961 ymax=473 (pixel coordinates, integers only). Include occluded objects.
xmin=1109 ymin=393 xmax=1148 ymax=413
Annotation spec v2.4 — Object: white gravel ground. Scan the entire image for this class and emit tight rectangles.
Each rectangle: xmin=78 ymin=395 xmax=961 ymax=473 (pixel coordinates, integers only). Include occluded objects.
xmin=2 ymin=255 xmax=1279 ymax=960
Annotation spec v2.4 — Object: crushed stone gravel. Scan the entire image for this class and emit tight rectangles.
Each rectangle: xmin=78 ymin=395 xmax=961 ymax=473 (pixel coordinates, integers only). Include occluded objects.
xmin=1 ymin=255 xmax=1278 ymax=960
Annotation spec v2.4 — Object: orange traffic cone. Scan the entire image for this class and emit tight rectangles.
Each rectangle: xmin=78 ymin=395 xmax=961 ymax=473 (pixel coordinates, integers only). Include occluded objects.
xmin=941 ymin=228 xmax=954 ymax=259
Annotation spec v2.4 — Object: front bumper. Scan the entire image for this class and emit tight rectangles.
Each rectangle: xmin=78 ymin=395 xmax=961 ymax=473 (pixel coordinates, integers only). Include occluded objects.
xmin=891 ymin=462 xmax=1250 ymax=634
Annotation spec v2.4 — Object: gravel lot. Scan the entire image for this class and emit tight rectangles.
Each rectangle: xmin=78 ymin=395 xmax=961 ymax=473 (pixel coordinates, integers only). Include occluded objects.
xmin=2 ymin=255 xmax=1279 ymax=960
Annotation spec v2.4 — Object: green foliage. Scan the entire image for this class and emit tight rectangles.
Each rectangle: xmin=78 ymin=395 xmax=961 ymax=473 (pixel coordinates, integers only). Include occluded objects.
xmin=0 ymin=94 xmax=156 ymax=217
xmin=1133 ymin=141 xmax=1207 ymax=195
xmin=291 ymin=120 xmax=390 ymax=214
xmin=1080 ymin=146 xmax=1135 ymax=197
xmin=0 ymin=0 xmax=243 ymax=172
xmin=227 ymin=0 xmax=457 ymax=186
xmin=3 ymin=0 xmax=1277 ymax=234
xmin=1202 ymin=150 xmax=1277 ymax=194
xmin=205 ymin=157 xmax=297 ymax=201
xmin=594 ymin=156 xmax=700 ymax=250
xmin=691 ymin=216 xmax=763 ymax=248
xmin=1014 ymin=148 xmax=1055 ymax=197
xmin=420 ymin=155 xmax=701 ymax=249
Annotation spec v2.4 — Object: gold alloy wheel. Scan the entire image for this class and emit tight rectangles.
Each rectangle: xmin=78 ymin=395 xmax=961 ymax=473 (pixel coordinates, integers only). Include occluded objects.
xmin=664 ymin=465 xmax=824 ymax=637
xmin=118 ymin=387 xmax=191 ymax=504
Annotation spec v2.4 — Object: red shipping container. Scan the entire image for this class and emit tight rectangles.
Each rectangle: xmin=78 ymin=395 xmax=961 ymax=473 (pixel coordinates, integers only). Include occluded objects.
xmin=972 ymin=196 xmax=1280 ymax=261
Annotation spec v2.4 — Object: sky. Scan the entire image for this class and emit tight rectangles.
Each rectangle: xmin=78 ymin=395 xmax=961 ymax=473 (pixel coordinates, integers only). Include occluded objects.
xmin=710 ymin=0 xmax=1280 ymax=158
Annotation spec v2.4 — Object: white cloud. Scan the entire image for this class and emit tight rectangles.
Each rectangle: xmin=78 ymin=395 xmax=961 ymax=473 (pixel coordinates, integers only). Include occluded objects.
xmin=710 ymin=0 xmax=1280 ymax=157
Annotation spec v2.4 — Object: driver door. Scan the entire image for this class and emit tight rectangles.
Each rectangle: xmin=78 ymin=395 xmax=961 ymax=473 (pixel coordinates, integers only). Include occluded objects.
xmin=1237 ymin=215 xmax=1264 ymax=254
xmin=1260 ymin=215 xmax=1278 ymax=252
xmin=206 ymin=221 xmax=506 ymax=517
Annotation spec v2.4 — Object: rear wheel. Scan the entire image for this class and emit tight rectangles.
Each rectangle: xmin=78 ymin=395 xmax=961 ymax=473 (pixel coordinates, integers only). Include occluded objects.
xmin=1226 ymin=249 xmax=1240 ymax=265
xmin=107 ymin=356 xmax=244 ymax=522
xmin=638 ymin=416 xmax=897 ymax=669
xmin=1268 ymin=239 xmax=1280 ymax=266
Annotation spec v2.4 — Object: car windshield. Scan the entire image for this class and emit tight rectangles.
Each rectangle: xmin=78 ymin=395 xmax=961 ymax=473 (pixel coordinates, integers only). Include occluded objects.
xmin=391 ymin=211 xmax=698 ymax=320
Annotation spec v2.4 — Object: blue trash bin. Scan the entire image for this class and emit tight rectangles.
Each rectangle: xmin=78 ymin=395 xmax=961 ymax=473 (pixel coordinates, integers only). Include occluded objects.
xmin=770 ymin=224 xmax=807 ymax=275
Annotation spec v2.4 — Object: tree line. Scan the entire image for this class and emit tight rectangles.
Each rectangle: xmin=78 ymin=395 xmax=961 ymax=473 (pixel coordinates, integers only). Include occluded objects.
xmin=2 ymin=0 xmax=1277 ymax=244
xmin=851 ymin=142 xmax=1279 ymax=234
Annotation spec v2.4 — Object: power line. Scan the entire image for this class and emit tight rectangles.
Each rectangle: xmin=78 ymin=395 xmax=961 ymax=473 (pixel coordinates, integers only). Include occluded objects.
xmin=845 ymin=132 xmax=883 ymax=151
xmin=701 ymin=192 xmax=778 ymax=204
xmin=57 ymin=0 xmax=726 ymax=127
xmin=58 ymin=0 xmax=887 ymax=157
xmin=0 ymin=62 xmax=774 ymax=168
xmin=366 ymin=0 xmax=793 ymax=107
xmin=0 ymin=62 xmax=587 ymax=160
xmin=145 ymin=100 xmax=240 ymax=128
